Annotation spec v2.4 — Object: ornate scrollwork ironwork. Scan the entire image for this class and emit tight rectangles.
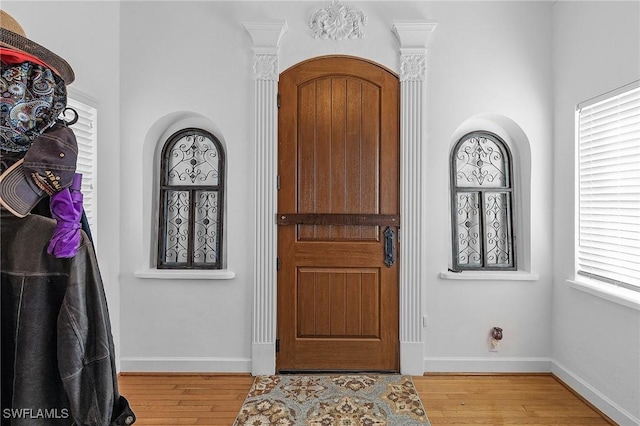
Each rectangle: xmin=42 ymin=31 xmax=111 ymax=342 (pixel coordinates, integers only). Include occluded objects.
xmin=484 ymin=193 xmax=510 ymax=266
xmin=158 ymin=129 xmax=225 ymax=269
xmin=194 ymin=191 xmax=219 ymax=265
xmin=167 ymin=133 xmax=219 ymax=186
xmin=451 ymin=132 xmax=514 ymax=270
xmin=455 ymin=135 xmax=507 ymax=188
xmin=164 ymin=191 xmax=190 ymax=263
xmin=456 ymin=193 xmax=482 ymax=266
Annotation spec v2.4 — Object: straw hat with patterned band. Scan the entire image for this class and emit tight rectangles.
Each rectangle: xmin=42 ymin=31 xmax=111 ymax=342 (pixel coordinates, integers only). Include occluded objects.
xmin=0 ymin=9 xmax=74 ymax=83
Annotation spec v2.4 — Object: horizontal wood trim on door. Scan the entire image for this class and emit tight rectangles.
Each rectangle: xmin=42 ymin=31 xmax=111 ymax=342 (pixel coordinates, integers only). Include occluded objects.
xmin=276 ymin=213 xmax=399 ymax=227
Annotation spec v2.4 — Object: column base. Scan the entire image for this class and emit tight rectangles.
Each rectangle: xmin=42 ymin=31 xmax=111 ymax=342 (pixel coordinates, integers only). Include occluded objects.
xmin=400 ymin=341 xmax=424 ymax=375
xmin=252 ymin=342 xmax=276 ymax=375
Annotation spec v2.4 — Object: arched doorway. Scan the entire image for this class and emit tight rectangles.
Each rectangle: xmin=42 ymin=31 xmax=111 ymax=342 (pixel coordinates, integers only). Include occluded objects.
xmin=276 ymin=56 xmax=400 ymax=371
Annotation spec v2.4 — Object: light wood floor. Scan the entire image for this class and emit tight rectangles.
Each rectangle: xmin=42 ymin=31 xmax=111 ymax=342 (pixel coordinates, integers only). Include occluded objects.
xmin=118 ymin=373 xmax=614 ymax=426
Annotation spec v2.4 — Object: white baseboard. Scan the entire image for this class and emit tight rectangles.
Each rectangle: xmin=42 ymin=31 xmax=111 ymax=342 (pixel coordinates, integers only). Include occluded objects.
xmin=552 ymin=360 xmax=640 ymax=426
xmin=119 ymin=356 xmax=251 ymax=373
xmin=118 ymin=355 xmax=638 ymax=425
xmin=422 ymin=357 xmax=638 ymax=425
xmin=424 ymin=356 xmax=552 ymax=373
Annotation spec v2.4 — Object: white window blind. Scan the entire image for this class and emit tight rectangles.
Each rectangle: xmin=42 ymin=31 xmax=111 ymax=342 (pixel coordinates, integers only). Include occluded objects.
xmin=66 ymin=94 xmax=98 ymax=242
xmin=577 ymin=81 xmax=640 ymax=290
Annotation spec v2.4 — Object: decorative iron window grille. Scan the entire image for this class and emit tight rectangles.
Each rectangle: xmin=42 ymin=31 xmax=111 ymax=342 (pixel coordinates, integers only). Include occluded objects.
xmin=157 ymin=128 xmax=225 ymax=269
xmin=450 ymin=131 xmax=516 ymax=271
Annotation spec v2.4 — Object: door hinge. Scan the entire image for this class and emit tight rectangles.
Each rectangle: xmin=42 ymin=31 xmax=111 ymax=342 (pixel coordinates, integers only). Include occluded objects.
xmin=276 ymin=257 xmax=281 ymax=271
xmin=275 ymin=339 xmax=280 ymax=353
xmin=277 ymin=175 xmax=281 ymax=190
xmin=277 ymin=93 xmax=281 ymax=109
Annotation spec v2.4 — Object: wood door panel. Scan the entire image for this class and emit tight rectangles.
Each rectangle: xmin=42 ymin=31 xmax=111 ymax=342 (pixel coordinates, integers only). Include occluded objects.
xmin=297 ymin=268 xmax=381 ymax=338
xmin=298 ymin=225 xmax=379 ymax=241
xmin=292 ymin=241 xmax=381 ymax=266
xmin=297 ymin=77 xmax=381 ymax=241
xmin=278 ymin=56 xmax=399 ymax=372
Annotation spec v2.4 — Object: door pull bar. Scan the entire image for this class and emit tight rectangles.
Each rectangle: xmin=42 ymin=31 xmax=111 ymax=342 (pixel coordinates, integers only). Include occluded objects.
xmin=384 ymin=226 xmax=395 ymax=267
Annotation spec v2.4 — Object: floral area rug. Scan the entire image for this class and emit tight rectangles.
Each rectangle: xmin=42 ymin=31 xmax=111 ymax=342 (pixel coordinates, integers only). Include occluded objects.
xmin=233 ymin=374 xmax=430 ymax=425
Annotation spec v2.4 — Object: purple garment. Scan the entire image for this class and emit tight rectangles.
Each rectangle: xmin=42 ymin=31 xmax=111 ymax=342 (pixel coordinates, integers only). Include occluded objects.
xmin=47 ymin=173 xmax=83 ymax=258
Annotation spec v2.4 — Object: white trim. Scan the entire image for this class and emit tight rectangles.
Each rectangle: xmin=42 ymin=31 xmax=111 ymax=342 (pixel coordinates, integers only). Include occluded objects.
xmin=400 ymin=342 xmax=425 ymax=375
xmin=120 ymin=357 xmax=250 ymax=373
xmin=66 ymin=86 xmax=99 ymax=109
xmin=133 ymin=269 xmax=235 ymax=280
xmin=66 ymin=88 xmax=98 ymax=244
xmin=577 ymin=79 xmax=640 ymax=110
xmin=310 ymin=1 xmax=366 ymax=41
xmin=566 ymin=278 xmax=640 ymax=311
xmin=439 ymin=270 xmax=539 ymax=281
xmin=393 ymin=21 xmax=437 ymax=375
xmin=243 ymin=21 xmax=288 ymax=55
xmin=392 ymin=21 xmax=438 ymax=50
xmin=423 ymin=356 xmax=640 ymax=424
xmin=575 ymin=82 xmax=640 ymax=290
xmin=245 ymin=21 xmax=288 ymax=376
xmin=552 ymin=360 xmax=640 ymax=426
xmin=118 ymin=356 xmax=636 ymax=424
xmin=247 ymin=20 xmax=437 ymax=376
xmin=423 ymin=356 xmax=552 ymax=373
xmin=252 ymin=343 xmax=276 ymax=376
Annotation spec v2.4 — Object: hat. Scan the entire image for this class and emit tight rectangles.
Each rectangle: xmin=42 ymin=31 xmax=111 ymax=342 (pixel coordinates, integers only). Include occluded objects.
xmin=0 ymin=123 xmax=77 ymax=217
xmin=0 ymin=10 xmax=74 ymax=84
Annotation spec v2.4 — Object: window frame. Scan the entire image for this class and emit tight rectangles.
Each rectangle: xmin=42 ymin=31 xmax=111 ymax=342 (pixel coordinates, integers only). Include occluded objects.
xmin=157 ymin=127 xmax=225 ymax=270
xmin=66 ymin=88 xmax=98 ymax=244
xmin=450 ymin=131 xmax=517 ymax=272
xmin=575 ymin=80 xmax=640 ymax=291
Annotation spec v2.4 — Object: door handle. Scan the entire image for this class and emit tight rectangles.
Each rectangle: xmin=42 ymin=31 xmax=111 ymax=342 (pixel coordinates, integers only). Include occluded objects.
xmin=384 ymin=226 xmax=395 ymax=267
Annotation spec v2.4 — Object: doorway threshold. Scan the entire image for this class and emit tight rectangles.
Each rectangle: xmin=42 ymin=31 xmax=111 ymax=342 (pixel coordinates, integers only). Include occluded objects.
xmin=277 ymin=370 xmax=399 ymax=375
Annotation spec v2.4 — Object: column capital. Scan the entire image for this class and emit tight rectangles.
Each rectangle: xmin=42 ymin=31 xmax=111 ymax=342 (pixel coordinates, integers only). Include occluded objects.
xmin=392 ymin=21 xmax=437 ymax=51
xmin=393 ymin=22 xmax=436 ymax=83
xmin=252 ymin=54 xmax=279 ymax=81
xmin=244 ymin=21 xmax=288 ymax=55
xmin=244 ymin=21 xmax=288 ymax=81
xmin=399 ymin=54 xmax=426 ymax=82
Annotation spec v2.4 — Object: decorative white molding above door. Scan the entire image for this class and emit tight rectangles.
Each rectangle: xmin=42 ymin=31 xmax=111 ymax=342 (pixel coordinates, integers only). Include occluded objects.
xmin=309 ymin=0 xmax=367 ymax=40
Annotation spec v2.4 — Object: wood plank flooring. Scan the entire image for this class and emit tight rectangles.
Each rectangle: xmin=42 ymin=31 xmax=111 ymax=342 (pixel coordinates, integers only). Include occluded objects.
xmin=416 ymin=375 xmax=613 ymax=426
xmin=117 ymin=373 xmax=614 ymax=425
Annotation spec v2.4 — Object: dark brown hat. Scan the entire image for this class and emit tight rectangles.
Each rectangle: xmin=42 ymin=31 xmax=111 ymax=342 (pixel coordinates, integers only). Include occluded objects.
xmin=0 ymin=10 xmax=75 ymax=84
xmin=0 ymin=123 xmax=77 ymax=217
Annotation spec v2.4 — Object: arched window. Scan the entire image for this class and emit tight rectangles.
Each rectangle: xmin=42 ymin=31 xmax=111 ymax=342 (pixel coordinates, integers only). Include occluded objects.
xmin=450 ymin=131 xmax=515 ymax=271
xmin=157 ymin=128 xmax=225 ymax=269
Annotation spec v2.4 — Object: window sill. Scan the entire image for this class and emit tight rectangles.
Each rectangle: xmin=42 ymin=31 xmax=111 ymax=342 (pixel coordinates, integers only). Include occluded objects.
xmin=439 ymin=270 xmax=539 ymax=281
xmin=566 ymin=278 xmax=640 ymax=311
xmin=134 ymin=268 xmax=236 ymax=280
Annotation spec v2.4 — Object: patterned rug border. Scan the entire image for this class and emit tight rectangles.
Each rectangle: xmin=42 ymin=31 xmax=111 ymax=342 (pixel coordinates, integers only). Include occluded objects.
xmin=233 ymin=374 xmax=431 ymax=425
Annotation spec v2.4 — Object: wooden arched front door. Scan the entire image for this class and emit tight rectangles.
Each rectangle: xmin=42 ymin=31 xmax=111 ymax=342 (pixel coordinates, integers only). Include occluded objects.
xmin=277 ymin=56 xmax=400 ymax=371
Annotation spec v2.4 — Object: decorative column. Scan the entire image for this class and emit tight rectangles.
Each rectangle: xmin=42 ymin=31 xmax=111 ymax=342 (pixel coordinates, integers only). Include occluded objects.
xmin=244 ymin=21 xmax=288 ymax=375
xmin=392 ymin=22 xmax=437 ymax=375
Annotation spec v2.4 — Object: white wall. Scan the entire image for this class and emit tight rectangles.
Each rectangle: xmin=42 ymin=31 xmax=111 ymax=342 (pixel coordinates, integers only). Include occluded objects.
xmin=5 ymin=1 xmax=637 ymax=422
xmin=423 ymin=1 xmax=554 ymax=371
xmin=3 ymin=1 xmax=122 ymax=354
xmin=116 ymin=0 xmax=555 ymax=374
xmin=552 ymin=2 xmax=640 ymax=424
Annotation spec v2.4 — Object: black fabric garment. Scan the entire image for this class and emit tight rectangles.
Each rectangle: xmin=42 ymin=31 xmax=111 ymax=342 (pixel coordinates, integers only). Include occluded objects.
xmin=1 ymin=210 xmax=135 ymax=426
